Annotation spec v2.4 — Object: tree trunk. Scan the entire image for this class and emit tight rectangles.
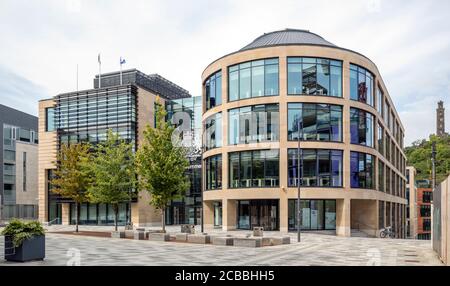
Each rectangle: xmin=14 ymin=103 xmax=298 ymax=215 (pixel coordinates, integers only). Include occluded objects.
xmin=75 ymin=202 xmax=80 ymax=233
xmin=113 ymin=204 xmax=119 ymax=232
xmin=162 ymin=207 xmax=166 ymax=233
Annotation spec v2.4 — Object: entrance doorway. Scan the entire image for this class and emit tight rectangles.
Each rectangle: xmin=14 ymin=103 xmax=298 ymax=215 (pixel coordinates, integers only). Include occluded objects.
xmin=237 ymin=200 xmax=279 ymax=231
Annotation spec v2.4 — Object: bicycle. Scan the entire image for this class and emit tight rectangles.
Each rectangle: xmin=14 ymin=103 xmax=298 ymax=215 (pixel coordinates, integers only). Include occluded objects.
xmin=380 ymin=226 xmax=395 ymax=238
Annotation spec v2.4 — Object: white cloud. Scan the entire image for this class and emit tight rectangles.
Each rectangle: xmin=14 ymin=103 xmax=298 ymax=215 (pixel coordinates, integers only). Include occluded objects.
xmin=0 ymin=0 xmax=449 ymax=145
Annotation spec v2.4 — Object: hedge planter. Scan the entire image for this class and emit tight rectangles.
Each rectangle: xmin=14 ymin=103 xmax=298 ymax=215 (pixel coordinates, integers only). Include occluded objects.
xmin=4 ymin=235 xmax=45 ymax=262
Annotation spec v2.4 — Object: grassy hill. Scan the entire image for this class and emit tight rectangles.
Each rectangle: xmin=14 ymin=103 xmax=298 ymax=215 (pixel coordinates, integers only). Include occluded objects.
xmin=405 ymin=134 xmax=450 ymax=184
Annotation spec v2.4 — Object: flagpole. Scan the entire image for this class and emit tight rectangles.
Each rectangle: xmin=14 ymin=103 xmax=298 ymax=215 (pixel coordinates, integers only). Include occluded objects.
xmin=120 ymin=57 xmax=123 ymax=85
xmin=76 ymin=64 xmax=79 ymax=92
xmin=98 ymin=53 xmax=102 ymax=88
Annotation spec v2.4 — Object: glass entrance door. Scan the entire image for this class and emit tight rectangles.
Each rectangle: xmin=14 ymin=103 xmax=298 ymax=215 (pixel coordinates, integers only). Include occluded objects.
xmin=237 ymin=200 xmax=279 ymax=231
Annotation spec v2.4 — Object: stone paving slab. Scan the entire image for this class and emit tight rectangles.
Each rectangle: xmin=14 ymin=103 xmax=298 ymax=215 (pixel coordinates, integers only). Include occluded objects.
xmin=0 ymin=230 xmax=443 ymax=266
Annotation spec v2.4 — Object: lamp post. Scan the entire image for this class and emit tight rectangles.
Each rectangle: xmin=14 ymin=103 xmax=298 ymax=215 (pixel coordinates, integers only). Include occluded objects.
xmin=297 ymin=120 xmax=303 ymax=243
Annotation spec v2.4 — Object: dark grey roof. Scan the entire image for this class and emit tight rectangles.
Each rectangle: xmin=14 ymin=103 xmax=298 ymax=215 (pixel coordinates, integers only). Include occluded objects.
xmin=240 ymin=29 xmax=337 ymax=51
xmin=93 ymin=69 xmax=191 ymax=100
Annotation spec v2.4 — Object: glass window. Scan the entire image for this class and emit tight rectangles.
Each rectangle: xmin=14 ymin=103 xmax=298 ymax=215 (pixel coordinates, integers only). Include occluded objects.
xmin=205 ymin=155 xmax=222 ymax=190
xmin=350 ymin=151 xmax=375 ymax=189
xmin=229 ymin=150 xmax=279 ymax=189
xmin=228 ymin=58 xmax=279 ymax=101
xmin=288 ymin=57 xmax=342 ymax=97
xmin=288 ymin=103 xmax=342 ymax=142
xmin=204 ymin=113 xmax=222 ymax=150
xmin=350 ymin=64 xmax=374 ymax=107
xmin=378 ymin=123 xmax=384 ymax=155
xmin=350 ymin=108 xmax=374 ymax=147
xmin=228 ymin=104 xmax=279 ymax=145
xmin=46 ymin=107 xmax=55 ymax=132
xmin=204 ymin=71 xmax=222 ymax=111
xmin=288 ymin=149 xmax=343 ymax=187
xmin=377 ymin=87 xmax=384 ymax=117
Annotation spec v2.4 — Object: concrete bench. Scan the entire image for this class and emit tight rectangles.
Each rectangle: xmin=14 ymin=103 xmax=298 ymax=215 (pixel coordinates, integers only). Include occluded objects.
xmin=262 ymin=236 xmax=291 ymax=246
xmin=111 ymin=231 xmax=125 ymax=239
xmin=212 ymin=236 xmax=234 ymax=246
xmin=134 ymin=231 xmax=146 ymax=240
xmin=175 ymin=233 xmax=188 ymax=242
xmin=187 ymin=234 xmax=211 ymax=244
xmin=233 ymin=237 xmax=262 ymax=248
xmin=148 ymin=233 xmax=170 ymax=242
xmin=124 ymin=230 xmax=135 ymax=239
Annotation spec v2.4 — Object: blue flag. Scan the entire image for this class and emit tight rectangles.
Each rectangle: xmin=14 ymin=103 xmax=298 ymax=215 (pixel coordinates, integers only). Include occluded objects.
xmin=120 ymin=57 xmax=126 ymax=65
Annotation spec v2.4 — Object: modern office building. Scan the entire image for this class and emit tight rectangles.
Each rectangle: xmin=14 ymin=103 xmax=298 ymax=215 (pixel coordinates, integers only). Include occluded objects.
xmin=0 ymin=104 xmax=39 ymax=221
xmin=38 ymin=69 xmax=192 ymax=226
xmin=406 ymin=166 xmax=418 ymax=238
xmin=201 ymin=29 xmax=407 ymax=237
xmin=165 ymin=96 xmax=202 ymax=225
xmin=416 ymin=180 xmax=432 ymax=240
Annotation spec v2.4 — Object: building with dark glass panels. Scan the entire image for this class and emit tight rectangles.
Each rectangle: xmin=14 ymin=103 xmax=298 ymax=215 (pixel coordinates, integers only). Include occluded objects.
xmin=165 ymin=96 xmax=202 ymax=225
xmin=38 ymin=69 xmax=192 ymax=226
xmin=1 ymin=104 xmax=39 ymax=221
xmin=202 ymin=29 xmax=407 ymax=237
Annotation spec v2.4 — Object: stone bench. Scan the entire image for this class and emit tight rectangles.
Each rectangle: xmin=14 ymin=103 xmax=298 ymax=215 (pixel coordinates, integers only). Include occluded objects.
xmin=148 ymin=233 xmax=170 ymax=242
xmin=212 ymin=236 xmax=234 ymax=246
xmin=187 ymin=234 xmax=211 ymax=244
xmin=134 ymin=230 xmax=146 ymax=240
xmin=111 ymin=231 xmax=125 ymax=239
xmin=262 ymin=236 xmax=291 ymax=246
xmin=233 ymin=237 xmax=262 ymax=248
xmin=125 ymin=230 xmax=135 ymax=239
xmin=175 ymin=233 xmax=188 ymax=242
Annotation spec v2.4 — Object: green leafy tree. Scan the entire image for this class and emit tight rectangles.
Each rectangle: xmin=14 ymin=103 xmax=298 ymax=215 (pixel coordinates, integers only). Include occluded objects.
xmin=406 ymin=134 xmax=450 ymax=183
xmin=86 ymin=130 xmax=137 ymax=232
xmin=136 ymin=101 xmax=190 ymax=233
xmin=50 ymin=143 xmax=91 ymax=232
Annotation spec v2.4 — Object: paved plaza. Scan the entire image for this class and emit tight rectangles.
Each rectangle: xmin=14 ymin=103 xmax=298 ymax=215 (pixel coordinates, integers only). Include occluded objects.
xmin=0 ymin=226 xmax=443 ymax=266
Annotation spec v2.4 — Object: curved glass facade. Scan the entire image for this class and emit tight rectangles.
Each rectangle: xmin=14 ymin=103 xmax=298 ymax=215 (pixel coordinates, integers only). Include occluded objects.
xmin=288 ymin=149 xmax=343 ymax=187
xmin=228 ymin=104 xmax=279 ymax=145
xmin=204 ymin=113 xmax=222 ymax=150
xmin=229 ymin=150 xmax=279 ymax=188
xmin=350 ymin=64 xmax=374 ymax=107
xmin=205 ymin=71 xmax=222 ymax=111
xmin=228 ymin=58 xmax=279 ymax=102
xmin=287 ymin=57 xmax=342 ymax=97
xmin=288 ymin=103 xmax=342 ymax=142
xmin=205 ymin=155 xmax=222 ymax=190
xmin=350 ymin=151 xmax=375 ymax=189
xmin=350 ymin=108 xmax=374 ymax=147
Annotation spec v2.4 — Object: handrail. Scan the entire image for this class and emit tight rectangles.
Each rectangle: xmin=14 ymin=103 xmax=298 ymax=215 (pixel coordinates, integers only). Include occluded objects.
xmin=48 ymin=218 xmax=61 ymax=226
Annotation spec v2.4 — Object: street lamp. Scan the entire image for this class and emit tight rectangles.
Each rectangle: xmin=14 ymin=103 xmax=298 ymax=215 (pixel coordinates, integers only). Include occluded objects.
xmin=297 ymin=120 xmax=304 ymax=243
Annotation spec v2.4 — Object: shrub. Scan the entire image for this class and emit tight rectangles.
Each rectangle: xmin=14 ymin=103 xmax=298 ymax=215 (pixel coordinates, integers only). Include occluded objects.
xmin=1 ymin=219 xmax=45 ymax=247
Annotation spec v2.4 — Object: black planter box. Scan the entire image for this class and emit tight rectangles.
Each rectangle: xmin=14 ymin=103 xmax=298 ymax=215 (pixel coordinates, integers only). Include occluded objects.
xmin=4 ymin=235 xmax=45 ymax=262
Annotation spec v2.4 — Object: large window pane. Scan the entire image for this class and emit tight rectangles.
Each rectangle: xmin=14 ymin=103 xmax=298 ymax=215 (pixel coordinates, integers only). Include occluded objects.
xmin=228 ymin=104 xmax=279 ymax=145
xmin=316 ymin=63 xmax=330 ymax=96
xmin=350 ymin=151 xmax=375 ymax=189
xmin=252 ymin=151 xmax=264 ymax=187
xmin=229 ymin=70 xmax=239 ymax=102
xmin=302 ymin=63 xmax=316 ymax=94
xmin=288 ymin=63 xmax=302 ymax=94
xmin=251 ymin=65 xmax=264 ymax=97
xmin=302 ymin=150 xmax=317 ymax=187
xmin=288 ymin=103 xmax=342 ymax=142
xmin=330 ymin=66 xmax=342 ymax=97
xmin=318 ymin=150 xmax=330 ymax=187
xmin=240 ymin=152 xmax=252 ymax=188
xmin=229 ymin=150 xmax=279 ymax=189
xmin=265 ymin=64 xmax=279 ymax=96
xmin=240 ymin=68 xmax=251 ymax=99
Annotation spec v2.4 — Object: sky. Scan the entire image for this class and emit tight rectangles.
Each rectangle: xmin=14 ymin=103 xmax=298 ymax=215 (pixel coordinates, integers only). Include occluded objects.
xmin=0 ymin=0 xmax=449 ymax=146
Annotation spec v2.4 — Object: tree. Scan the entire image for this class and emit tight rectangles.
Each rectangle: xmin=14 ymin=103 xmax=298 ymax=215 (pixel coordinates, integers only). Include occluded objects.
xmin=86 ymin=130 xmax=137 ymax=232
xmin=136 ymin=100 xmax=190 ymax=233
xmin=406 ymin=134 xmax=450 ymax=183
xmin=50 ymin=143 xmax=91 ymax=232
